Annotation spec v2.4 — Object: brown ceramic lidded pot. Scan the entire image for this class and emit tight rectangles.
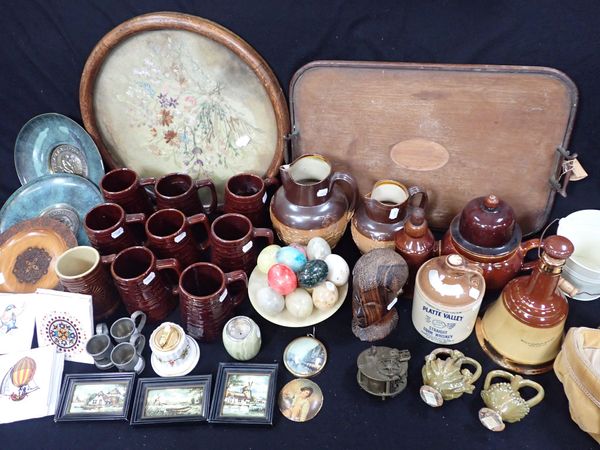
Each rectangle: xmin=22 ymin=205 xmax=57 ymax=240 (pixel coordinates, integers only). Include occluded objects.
xmin=55 ymin=246 xmax=121 ymax=321
xmin=153 ymin=173 xmax=217 ymax=217
xmin=270 ymin=154 xmax=358 ymax=248
xmin=84 ymin=203 xmax=146 ymax=256
xmin=210 ymin=213 xmax=274 ymax=274
xmin=395 ymin=208 xmax=436 ymax=294
xmin=100 ymin=168 xmax=155 ymax=215
xmin=351 ymin=179 xmax=427 ymax=254
xmin=179 ymin=262 xmax=248 ymax=342
xmin=145 ymin=209 xmax=210 ymax=268
xmin=477 ymin=236 xmax=574 ymax=374
xmin=110 ymin=246 xmax=181 ymax=322
xmin=440 ymin=194 xmax=542 ymax=290
xmin=224 ymin=173 xmax=278 ymax=227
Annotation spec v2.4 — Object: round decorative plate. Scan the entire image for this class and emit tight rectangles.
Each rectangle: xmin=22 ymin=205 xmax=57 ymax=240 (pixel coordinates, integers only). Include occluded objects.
xmin=278 ymin=378 xmax=323 ymax=422
xmin=248 ymin=266 xmax=347 ymax=327
xmin=0 ymin=173 xmax=103 ymax=245
xmin=0 ymin=217 xmax=77 ymax=293
xmin=14 ymin=113 xmax=105 ymax=185
xmin=151 ymin=336 xmax=200 ymax=377
xmin=80 ymin=12 xmax=289 ymax=201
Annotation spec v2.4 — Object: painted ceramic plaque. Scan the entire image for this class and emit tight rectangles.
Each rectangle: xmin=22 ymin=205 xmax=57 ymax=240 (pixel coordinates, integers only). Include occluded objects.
xmin=81 ymin=12 xmax=289 ymax=201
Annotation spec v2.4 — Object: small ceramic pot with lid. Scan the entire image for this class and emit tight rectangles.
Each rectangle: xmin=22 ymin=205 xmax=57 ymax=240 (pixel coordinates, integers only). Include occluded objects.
xmin=412 ymin=254 xmax=486 ymax=345
xmin=440 ymin=194 xmax=541 ymax=290
xmin=149 ymin=322 xmax=200 ymax=377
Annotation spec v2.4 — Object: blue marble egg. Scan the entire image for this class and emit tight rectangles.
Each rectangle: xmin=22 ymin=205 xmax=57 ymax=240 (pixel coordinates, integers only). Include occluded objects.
xmin=276 ymin=246 xmax=307 ymax=272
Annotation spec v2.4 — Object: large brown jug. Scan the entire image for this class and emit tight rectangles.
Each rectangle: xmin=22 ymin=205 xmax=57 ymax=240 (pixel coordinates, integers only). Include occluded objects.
xmin=269 ymin=154 xmax=358 ymax=248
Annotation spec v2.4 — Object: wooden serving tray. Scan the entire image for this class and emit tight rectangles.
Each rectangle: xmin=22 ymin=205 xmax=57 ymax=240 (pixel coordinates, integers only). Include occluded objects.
xmin=289 ymin=61 xmax=578 ymax=234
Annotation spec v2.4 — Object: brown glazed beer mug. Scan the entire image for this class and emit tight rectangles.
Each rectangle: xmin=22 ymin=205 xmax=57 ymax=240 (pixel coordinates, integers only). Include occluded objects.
xmin=100 ymin=168 xmax=155 ymax=215
xmin=110 ymin=246 xmax=181 ymax=322
xmin=145 ymin=209 xmax=210 ymax=268
xmin=210 ymin=213 xmax=274 ymax=274
xmin=54 ymin=246 xmax=121 ymax=321
xmin=224 ymin=173 xmax=279 ymax=227
xmin=84 ymin=202 xmax=146 ymax=256
xmin=179 ymin=262 xmax=248 ymax=342
xmin=351 ymin=179 xmax=428 ymax=254
xmin=153 ymin=173 xmax=217 ymax=217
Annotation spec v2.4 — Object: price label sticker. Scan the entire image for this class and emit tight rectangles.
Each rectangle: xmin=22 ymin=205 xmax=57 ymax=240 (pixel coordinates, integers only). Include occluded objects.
xmin=143 ymin=272 xmax=156 ymax=285
xmin=174 ymin=232 xmax=187 ymax=243
xmin=387 ymin=297 xmax=398 ymax=310
xmin=219 ymin=289 xmax=228 ymax=302
xmin=242 ymin=241 xmax=253 ymax=253
xmin=389 ymin=208 xmax=399 ymax=220
xmin=469 ymin=287 xmax=480 ymax=299
xmin=111 ymin=227 xmax=124 ymax=239
xmin=0 ymin=272 xmax=5 ymax=284
xmin=317 ymin=188 xmax=328 ymax=197
xmin=262 ymin=192 xmax=268 ymax=204
xmin=420 ymin=388 xmax=440 ymax=407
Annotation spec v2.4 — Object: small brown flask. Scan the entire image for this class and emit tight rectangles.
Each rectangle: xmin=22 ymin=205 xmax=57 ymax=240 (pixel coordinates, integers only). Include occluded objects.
xmin=395 ymin=208 xmax=435 ymax=295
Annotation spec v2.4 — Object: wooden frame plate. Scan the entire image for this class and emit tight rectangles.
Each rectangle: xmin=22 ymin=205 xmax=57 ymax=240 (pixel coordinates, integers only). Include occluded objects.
xmin=80 ymin=12 xmax=289 ymax=201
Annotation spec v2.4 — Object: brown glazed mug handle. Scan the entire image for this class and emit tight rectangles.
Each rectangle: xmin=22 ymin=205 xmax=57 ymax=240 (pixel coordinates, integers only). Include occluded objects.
xmin=186 ymin=213 xmax=211 ymax=251
xmin=139 ymin=177 xmax=157 ymax=201
xmin=125 ymin=213 xmax=146 ymax=225
xmin=101 ymin=254 xmax=116 ymax=265
xmin=407 ymin=185 xmax=428 ymax=210
xmin=252 ymin=227 xmax=274 ymax=246
xmin=330 ymin=171 xmax=358 ymax=212
xmin=194 ymin=179 xmax=218 ymax=215
xmin=224 ymin=270 xmax=249 ymax=307
xmin=520 ymin=238 xmax=542 ymax=271
xmin=156 ymin=258 xmax=182 ymax=296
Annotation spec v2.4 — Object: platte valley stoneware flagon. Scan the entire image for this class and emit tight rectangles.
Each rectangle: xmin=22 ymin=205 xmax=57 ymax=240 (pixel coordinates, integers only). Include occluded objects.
xmin=351 ymin=179 xmax=427 ymax=254
xmin=440 ymin=194 xmax=542 ymax=290
xmin=270 ymin=154 xmax=358 ymax=248
xmin=476 ymin=236 xmax=574 ymax=374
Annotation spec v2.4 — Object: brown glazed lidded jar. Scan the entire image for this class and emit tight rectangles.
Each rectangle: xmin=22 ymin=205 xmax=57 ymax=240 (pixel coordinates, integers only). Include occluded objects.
xmin=440 ymin=194 xmax=541 ymax=290
xmin=270 ymin=154 xmax=358 ymax=248
xmin=351 ymin=180 xmax=427 ymax=254
xmin=476 ymin=236 xmax=574 ymax=375
xmin=395 ymin=208 xmax=435 ymax=294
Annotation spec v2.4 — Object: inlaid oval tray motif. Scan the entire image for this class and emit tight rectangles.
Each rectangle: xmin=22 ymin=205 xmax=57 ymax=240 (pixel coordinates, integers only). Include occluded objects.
xmin=80 ymin=12 xmax=289 ymax=201
xmin=0 ymin=217 xmax=77 ymax=293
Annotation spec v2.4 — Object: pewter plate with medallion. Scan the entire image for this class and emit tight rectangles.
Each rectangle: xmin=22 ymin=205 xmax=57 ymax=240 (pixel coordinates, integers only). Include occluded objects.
xmin=0 ymin=174 xmax=103 ymax=245
xmin=14 ymin=113 xmax=104 ymax=185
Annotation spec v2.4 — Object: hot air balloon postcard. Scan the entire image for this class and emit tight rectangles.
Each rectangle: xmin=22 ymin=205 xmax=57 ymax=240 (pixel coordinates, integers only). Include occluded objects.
xmin=0 ymin=345 xmax=65 ymax=423
xmin=0 ymin=293 xmax=36 ymax=354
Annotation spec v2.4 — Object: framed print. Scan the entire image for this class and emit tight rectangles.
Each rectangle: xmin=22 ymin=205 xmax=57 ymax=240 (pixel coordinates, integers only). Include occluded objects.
xmin=130 ymin=375 xmax=211 ymax=425
xmin=209 ymin=362 xmax=278 ymax=425
xmin=54 ymin=373 xmax=135 ymax=422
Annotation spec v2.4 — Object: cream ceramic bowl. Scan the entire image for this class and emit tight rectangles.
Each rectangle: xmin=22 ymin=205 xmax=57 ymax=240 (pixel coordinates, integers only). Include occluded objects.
xmin=557 ymin=210 xmax=600 ymax=301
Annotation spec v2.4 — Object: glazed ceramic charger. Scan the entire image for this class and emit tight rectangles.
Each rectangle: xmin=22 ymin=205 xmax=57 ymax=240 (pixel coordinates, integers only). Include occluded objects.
xmin=0 ymin=217 xmax=77 ymax=293
xmin=14 ymin=113 xmax=104 ymax=185
xmin=248 ymin=266 xmax=348 ymax=327
xmin=0 ymin=174 xmax=103 ymax=245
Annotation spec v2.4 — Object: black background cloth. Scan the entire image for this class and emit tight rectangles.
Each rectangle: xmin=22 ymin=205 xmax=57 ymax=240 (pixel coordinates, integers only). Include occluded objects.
xmin=0 ymin=1 xmax=599 ymax=449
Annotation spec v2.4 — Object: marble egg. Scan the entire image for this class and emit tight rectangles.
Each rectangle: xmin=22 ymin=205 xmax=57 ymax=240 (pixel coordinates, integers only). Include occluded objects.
xmin=256 ymin=286 xmax=285 ymax=315
xmin=285 ymin=288 xmax=314 ymax=319
xmin=312 ymin=281 xmax=339 ymax=310
xmin=289 ymin=243 xmax=307 ymax=258
xmin=267 ymin=263 xmax=297 ymax=296
xmin=276 ymin=246 xmax=307 ymax=272
xmin=297 ymin=259 xmax=328 ymax=289
xmin=257 ymin=244 xmax=281 ymax=273
xmin=306 ymin=237 xmax=331 ymax=260
xmin=324 ymin=254 xmax=350 ymax=286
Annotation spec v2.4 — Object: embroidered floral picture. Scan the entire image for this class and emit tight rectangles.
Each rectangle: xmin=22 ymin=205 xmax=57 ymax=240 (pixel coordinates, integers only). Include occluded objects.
xmin=94 ymin=30 xmax=278 ymax=198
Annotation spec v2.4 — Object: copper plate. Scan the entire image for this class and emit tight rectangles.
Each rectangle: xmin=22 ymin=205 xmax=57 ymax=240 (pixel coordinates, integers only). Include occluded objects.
xmin=0 ymin=217 xmax=77 ymax=293
xmin=80 ymin=12 xmax=289 ymax=202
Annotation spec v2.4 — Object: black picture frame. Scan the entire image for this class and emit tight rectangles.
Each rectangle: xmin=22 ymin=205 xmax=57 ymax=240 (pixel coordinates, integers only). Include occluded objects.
xmin=209 ymin=362 xmax=278 ymax=425
xmin=130 ymin=375 xmax=212 ymax=425
xmin=54 ymin=373 xmax=135 ymax=422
